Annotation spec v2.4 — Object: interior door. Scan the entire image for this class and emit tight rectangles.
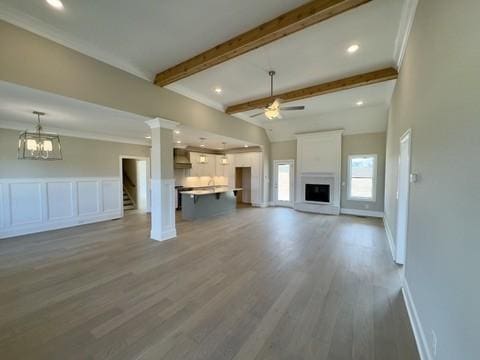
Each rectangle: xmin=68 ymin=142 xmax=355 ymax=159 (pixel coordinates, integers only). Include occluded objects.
xmin=274 ymin=160 xmax=294 ymax=207
xmin=395 ymin=129 xmax=412 ymax=265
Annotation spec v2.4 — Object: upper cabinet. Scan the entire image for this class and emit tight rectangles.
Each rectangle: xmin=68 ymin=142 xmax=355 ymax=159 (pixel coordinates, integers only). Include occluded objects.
xmin=188 ymin=152 xmax=215 ymax=177
xmin=234 ymin=152 xmax=251 ymax=168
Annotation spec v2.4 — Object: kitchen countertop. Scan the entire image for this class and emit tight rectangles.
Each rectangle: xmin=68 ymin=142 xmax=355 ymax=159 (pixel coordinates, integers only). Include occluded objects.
xmin=180 ymin=186 xmax=242 ymax=196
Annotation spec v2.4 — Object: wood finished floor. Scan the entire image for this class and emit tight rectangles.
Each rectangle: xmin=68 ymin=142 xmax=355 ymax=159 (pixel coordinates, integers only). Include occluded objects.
xmin=0 ymin=207 xmax=419 ymax=360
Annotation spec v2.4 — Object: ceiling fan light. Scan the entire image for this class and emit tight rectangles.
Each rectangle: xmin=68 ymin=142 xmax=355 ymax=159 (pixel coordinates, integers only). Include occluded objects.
xmin=265 ymin=107 xmax=279 ymax=120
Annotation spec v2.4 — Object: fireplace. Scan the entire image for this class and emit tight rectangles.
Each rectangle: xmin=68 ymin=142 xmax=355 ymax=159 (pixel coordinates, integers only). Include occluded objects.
xmin=305 ymin=184 xmax=330 ymax=203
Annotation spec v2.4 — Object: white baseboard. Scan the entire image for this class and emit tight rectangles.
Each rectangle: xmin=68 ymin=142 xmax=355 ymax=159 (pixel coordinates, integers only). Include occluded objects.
xmin=340 ymin=208 xmax=384 ymax=218
xmin=161 ymin=228 xmax=177 ymax=241
xmin=402 ymin=279 xmax=432 ymax=360
xmin=252 ymin=202 xmax=269 ymax=208
xmin=383 ymin=217 xmax=396 ymax=262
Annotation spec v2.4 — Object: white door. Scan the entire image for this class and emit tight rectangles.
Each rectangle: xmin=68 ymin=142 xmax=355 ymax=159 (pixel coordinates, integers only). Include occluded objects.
xmin=395 ymin=129 xmax=412 ymax=265
xmin=274 ymin=160 xmax=294 ymax=207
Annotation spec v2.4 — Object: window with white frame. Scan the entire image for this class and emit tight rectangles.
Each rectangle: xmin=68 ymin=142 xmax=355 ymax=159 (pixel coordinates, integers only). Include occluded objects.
xmin=348 ymin=154 xmax=377 ymax=201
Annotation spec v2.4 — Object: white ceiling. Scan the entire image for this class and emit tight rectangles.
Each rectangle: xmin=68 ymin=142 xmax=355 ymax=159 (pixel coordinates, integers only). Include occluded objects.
xmin=0 ymin=81 xmax=256 ymax=148
xmin=169 ymin=0 xmax=404 ymax=109
xmin=0 ymin=0 xmax=306 ymax=80
xmin=0 ymin=0 xmax=413 ymax=140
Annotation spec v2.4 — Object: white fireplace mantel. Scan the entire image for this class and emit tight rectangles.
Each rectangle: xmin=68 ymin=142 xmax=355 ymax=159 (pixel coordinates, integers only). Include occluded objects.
xmin=295 ymin=130 xmax=343 ymax=215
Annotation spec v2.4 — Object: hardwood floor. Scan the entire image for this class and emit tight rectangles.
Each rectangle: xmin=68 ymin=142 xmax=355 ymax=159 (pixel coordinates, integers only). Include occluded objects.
xmin=0 ymin=207 xmax=419 ymax=360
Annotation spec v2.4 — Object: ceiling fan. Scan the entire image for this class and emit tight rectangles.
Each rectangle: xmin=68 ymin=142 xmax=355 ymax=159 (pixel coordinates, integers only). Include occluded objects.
xmin=250 ymin=70 xmax=305 ymax=119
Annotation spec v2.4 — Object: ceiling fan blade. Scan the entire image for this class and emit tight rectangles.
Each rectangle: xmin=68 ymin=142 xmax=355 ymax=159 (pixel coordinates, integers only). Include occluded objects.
xmin=250 ymin=112 xmax=265 ymax=118
xmin=280 ymin=106 xmax=305 ymax=111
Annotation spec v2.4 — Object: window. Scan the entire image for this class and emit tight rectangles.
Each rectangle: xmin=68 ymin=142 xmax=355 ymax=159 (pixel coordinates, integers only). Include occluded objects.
xmin=348 ymin=154 xmax=377 ymax=201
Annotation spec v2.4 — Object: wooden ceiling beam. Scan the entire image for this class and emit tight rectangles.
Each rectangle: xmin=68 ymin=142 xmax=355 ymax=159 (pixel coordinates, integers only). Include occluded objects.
xmin=154 ymin=0 xmax=372 ymax=86
xmin=225 ymin=67 xmax=398 ymax=114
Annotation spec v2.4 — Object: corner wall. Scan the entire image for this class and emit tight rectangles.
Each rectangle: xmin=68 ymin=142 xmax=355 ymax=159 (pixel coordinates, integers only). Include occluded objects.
xmin=0 ymin=19 xmax=270 ymax=201
xmin=384 ymin=0 xmax=479 ymax=358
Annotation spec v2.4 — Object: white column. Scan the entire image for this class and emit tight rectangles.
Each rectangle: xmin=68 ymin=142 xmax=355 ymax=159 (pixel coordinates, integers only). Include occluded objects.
xmin=145 ymin=117 xmax=178 ymax=241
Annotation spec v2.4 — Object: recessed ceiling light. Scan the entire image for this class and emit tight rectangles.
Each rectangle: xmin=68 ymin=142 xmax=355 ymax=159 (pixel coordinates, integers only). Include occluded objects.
xmin=176 ymin=140 xmax=181 ymax=144
xmin=200 ymin=144 xmax=205 ymax=147
xmin=356 ymin=100 xmax=364 ymax=106
xmin=244 ymin=145 xmax=249 ymax=148
xmin=347 ymin=44 xmax=359 ymax=54
xmin=145 ymin=135 xmax=151 ymax=139
xmin=46 ymin=0 xmax=64 ymax=10
xmin=174 ymin=130 xmax=180 ymax=134
xmin=214 ymin=87 xmax=222 ymax=94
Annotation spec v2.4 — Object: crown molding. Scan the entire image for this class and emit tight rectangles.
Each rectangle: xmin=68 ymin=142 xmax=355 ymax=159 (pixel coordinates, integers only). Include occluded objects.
xmin=145 ymin=117 xmax=179 ymax=130
xmin=393 ymin=0 xmax=419 ymax=70
xmin=0 ymin=120 xmax=149 ymax=146
xmin=0 ymin=3 xmax=154 ymax=81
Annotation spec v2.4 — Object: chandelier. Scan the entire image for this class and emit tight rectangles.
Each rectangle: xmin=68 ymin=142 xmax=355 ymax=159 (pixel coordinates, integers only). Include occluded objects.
xmin=17 ymin=111 xmax=63 ymax=160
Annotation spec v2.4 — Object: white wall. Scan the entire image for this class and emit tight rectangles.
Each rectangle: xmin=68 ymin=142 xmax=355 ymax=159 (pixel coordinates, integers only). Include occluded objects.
xmin=384 ymin=0 xmax=480 ymax=359
xmin=0 ymin=177 xmax=121 ymax=238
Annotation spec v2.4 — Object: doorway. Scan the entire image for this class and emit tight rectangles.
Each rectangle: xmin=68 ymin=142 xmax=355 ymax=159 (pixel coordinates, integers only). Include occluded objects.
xmin=119 ymin=156 xmax=150 ymax=215
xmin=395 ymin=129 xmax=412 ymax=265
xmin=273 ymin=160 xmax=294 ymax=207
xmin=235 ymin=167 xmax=251 ymax=207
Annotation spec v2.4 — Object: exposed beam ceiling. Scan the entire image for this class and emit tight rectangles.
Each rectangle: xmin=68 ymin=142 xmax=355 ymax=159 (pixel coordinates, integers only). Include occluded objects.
xmin=154 ymin=0 xmax=372 ymax=86
xmin=225 ymin=67 xmax=398 ymax=114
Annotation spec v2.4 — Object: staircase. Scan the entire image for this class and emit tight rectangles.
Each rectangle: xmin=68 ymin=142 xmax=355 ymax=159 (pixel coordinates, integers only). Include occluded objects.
xmin=123 ymin=188 xmax=135 ymax=211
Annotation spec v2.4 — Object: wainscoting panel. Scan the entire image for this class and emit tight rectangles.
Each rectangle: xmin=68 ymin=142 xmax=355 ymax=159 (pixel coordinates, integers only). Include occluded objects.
xmin=102 ymin=180 xmax=121 ymax=213
xmin=0 ymin=177 xmax=121 ymax=239
xmin=77 ymin=180 xmax=99 ymax=216
xmin=9 ymin=182 xmax=43 ymax=226
xmin=161 ymin=179 xmax=176 ymax=240
xmin=47 ymin=181 xmax=74 ymax=221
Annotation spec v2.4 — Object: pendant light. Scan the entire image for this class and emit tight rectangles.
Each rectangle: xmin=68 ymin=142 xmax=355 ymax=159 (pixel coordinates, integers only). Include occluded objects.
xmin=17 ymin=111 xmax=63 ymax=160
xmin=198 ymin=137 xmax=208 ymax=164
xmin=220 ymin=142 xmax=228 ymax=165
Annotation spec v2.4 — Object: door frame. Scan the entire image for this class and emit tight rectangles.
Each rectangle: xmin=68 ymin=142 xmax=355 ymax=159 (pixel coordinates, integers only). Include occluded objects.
xmin=395 ymin=129 xmax=412 ymax=265
xmin=273 ymin=159 xmax=295 ymax=208
xmin=119 ymin=155 xmax=151 ymax=217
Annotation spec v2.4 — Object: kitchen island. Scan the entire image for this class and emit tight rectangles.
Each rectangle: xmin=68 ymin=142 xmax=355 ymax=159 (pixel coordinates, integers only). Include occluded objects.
xmin=180 ymin=186 xmax=242 ymax=220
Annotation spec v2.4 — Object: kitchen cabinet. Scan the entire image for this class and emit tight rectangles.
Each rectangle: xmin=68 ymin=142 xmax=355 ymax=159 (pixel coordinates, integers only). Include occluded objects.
xmin=188 ymin=152 xmax=215 ymax=177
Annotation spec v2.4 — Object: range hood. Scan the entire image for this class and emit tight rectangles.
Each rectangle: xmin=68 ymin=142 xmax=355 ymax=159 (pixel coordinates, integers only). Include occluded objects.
xmin=174 ymin=148 xmax=192 ymax=169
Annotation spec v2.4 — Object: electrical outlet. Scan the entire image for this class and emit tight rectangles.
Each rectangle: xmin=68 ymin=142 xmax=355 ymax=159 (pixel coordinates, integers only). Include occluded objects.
xmin=431 ymin=330 xmax=438 ymax=357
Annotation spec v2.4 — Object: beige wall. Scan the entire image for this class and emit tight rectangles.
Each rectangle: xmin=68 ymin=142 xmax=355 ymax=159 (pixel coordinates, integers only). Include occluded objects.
xmin=270 ymin=134 xmax=385 ymax=212
xmin=0 ymin=128 xmax=149 ymax=178
xmin=385 ymin=0 xmax=479 ymax=359
xmin=341 ymin=132 xmax=385 ymax=212
xmin=270 ymin=141 xmax=297 ymax=161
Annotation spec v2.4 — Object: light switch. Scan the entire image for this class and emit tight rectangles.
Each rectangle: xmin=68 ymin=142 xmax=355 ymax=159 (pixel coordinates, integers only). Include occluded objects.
xmin=409 ymin=173 xmax=418 ymax=183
